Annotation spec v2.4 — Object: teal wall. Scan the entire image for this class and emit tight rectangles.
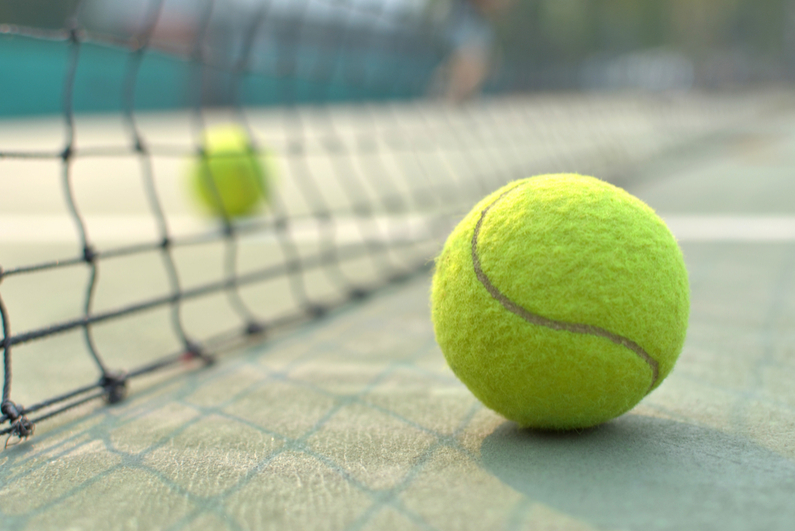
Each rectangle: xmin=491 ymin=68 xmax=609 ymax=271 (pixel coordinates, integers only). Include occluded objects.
xmin=0 ymin=34 xmax=438 ymax=117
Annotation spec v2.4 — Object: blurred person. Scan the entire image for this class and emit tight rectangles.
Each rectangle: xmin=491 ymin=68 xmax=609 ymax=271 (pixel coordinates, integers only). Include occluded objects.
xmin=433 ymin=0 xmax=511 ymax=102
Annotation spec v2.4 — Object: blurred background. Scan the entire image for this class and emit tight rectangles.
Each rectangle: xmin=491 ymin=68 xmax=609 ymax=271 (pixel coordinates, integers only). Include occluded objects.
xmin=2 ymin=0 xmax=795 ymax=117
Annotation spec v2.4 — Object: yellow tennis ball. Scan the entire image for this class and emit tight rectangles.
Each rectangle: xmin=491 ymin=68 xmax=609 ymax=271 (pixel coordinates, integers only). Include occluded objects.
xmin=189 ymin=124 xmax=269 ymax=218
xmin=431 ymin=174 xmax=689 ymax=430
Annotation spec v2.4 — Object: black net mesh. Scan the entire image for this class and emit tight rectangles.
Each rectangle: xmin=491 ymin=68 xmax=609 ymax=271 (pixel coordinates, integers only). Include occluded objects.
xmin=0 ymin=0 xmax=771 ymax=445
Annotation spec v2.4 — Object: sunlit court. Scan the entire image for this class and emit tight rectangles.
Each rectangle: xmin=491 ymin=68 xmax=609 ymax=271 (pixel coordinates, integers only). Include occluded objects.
xmin=1 ymin=1 xmax=794 ymax=530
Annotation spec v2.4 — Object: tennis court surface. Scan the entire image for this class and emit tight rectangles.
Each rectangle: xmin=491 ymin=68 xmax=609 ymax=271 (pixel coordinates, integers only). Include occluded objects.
xmin=2 ymin=1 xmax=795 ymax=529
xmin=1 ymin=93 xmax=794 ymax=531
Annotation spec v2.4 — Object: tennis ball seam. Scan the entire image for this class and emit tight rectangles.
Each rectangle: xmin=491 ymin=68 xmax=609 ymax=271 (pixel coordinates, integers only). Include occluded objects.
xmin=470 ymin=181 xmax=660 ymax=391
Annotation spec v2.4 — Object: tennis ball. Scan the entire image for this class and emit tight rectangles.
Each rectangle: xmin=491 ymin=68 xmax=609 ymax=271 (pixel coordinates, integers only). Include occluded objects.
xmin=431 ymin=174 xmax=689 ymax=430
xmin=189 ymin=124 xmax=269 ymax=218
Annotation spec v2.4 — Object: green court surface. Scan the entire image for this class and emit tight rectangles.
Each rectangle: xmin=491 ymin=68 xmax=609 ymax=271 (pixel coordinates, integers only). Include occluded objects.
xmin=1 ymin=94 xmax=794 ymax=530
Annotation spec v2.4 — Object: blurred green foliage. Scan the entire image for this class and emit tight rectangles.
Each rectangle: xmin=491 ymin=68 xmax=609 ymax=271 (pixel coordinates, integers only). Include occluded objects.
xmin=497 ymin=0 xmax=795 ymax=65
xmin=0 ymin=0 xmax=80 ymax=29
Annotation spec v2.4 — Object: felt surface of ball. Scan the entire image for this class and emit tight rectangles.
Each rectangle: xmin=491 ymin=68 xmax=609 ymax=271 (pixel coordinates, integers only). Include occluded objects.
xmin=431 ymin=174 xmax=690 ymax=430
xmin=189 ymin=124 xmax=269 ymax=218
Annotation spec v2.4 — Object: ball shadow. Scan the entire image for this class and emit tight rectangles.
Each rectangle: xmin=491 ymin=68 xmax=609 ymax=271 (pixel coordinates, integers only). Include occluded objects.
xmin=481 ymin=414 xmax=795 ymax=531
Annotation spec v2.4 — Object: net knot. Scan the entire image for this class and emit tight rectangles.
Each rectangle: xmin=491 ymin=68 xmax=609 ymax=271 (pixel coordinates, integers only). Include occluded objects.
xmin=134 ymin=137 xmax=146 ymax=153
xmin=185 ymin=342 xmax=215 ymax=366
xmin=349 ymin=288 xmax=368 ymax=300
xmin=83 ymin=245 xmax=97 ymax=263
xmin=246 ymin=321 xmax=265 ymax=336
xmin=68 ymin=26 xmax=81 ymax=44
xmin=2 ymin=401 xmax=33 ymax=448
xmin=308 ymin=305 xmax=327 ymax=319
xmin=1 ymin=400 xmax=22 ymax=421
xmin=100 ymin=371 xmax=128 ymax=404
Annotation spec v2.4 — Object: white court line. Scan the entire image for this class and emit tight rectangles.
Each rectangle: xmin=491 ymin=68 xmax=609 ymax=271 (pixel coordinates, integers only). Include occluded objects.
xmin=0 ymin=214 xmax=434 ymax=244
xmin=0 ymin=214 xmax=794 ymax=244
xmin=662 ymin=216 xmax=795 ymax=242
xmin=0 ymin=215 xmax=203 ymax=244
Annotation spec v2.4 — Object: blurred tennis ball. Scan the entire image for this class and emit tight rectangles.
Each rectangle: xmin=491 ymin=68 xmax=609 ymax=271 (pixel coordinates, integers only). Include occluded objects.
xmin=187 ymin=124 xmax=271 ymax=218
